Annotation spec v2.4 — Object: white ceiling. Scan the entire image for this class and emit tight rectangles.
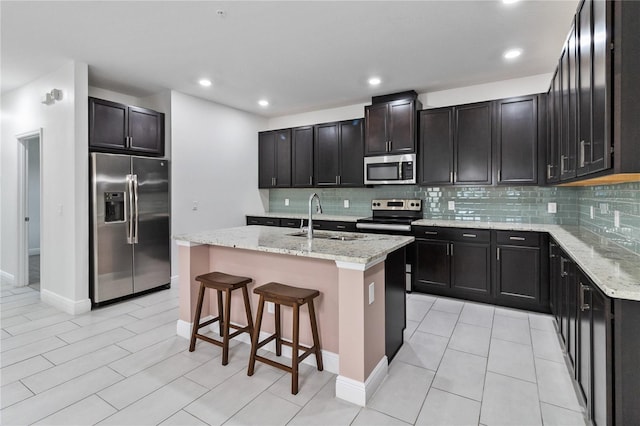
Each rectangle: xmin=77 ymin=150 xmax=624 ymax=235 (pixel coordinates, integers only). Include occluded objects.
xmin=1 ymin=1 xmax=578 ymax=117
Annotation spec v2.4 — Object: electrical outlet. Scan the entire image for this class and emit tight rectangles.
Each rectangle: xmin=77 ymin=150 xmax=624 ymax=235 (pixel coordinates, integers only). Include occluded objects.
xmin=600 ymin=203 xmax=609 ymax=214
xmin=547 ymin=202 xmax=557 ymax=214
xmin=614 ymin=210 xmax=620 ymax=228
xmin=368 ymin=283 xmax=375 ymax=304
xmin=285 ymin=198 xmax=289 ymax=206
xmin=448 ymin=201 xmax=455 ymax=211
xmin=344 ymin=199 xmax=350 ymax=208
xmin=267 ymin=301 xmax=275 ymax=314
xmin=192 ymin=201 xmax=198 ymax=211
xmin=590 ymin=206 xmax=595 ymax=219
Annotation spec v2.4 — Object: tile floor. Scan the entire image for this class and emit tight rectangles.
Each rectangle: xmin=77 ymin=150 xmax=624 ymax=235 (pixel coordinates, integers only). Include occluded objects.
xmin=1 ymin=282 xmax=589 ymax=425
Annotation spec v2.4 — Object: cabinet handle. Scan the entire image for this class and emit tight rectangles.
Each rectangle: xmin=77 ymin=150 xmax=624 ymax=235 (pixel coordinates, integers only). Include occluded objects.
xmin=560 ymin=155 xmax=566 ymax=174
xmin=338 ymin=175 xmax=341 ymax=185
xmin=462 ymin=233 xmax=477 ymax=238
xmin=450 ymin=243 xmax=454 ymax=256
xmin=509 ymin=236 xmax=526 ymax=241
xmin=560 ymin=258 xmax=568 ymax=277
xmin=446 ymin=243 xmax=450 ymax=256
xmin=309 ymin=176 xmax=312 ymax=185
xmin=547 ymin=164 xmax=552 ymax=180
xmin=579 ymin=140 xmax=586 ymax=168
xmin=337 ymin=225 xmax=346 ymax=229
xmin=453 ymin=171 xmax=457 ymax=182
xmin=389 ymin=141 xmax=392 ymax=152
xmin=580 ymin=283 xmax=591 ymax=311
xmin=449 ymin=172 xmax=454 ymax=183
xmin=497 ymin=247 xmax=500 ymax=261
xmin=423 ymin=231 xmax=438 ymax=235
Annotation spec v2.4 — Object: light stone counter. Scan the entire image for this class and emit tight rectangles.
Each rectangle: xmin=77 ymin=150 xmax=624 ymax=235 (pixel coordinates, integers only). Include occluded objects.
xmin=174 ymin=225 xmax=413 ymax=265
xmin=247 ymin=212 xmax=365 ymax=222
xmin=412 ymin=219 xmax=640 ymax=301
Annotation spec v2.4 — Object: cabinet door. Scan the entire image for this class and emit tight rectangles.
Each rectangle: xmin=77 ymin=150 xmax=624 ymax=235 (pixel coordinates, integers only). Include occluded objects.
xmin=560 ymin=28 xmax=578 ymax=180
xmin=388 ymin=100 xmax=415 ymax=153
xmin=549 ymin=242 xmax=563 ymax=325
xmin=495 ymin=96 xmax=538 ymax=184
xmin=419 ymin=108 xmax=454 ymax=185
xmin=292 ymin=126 xmax=314 ymax=187
xmin=258 ymin=131 xmax=276 ymax=188
xmin=548 ymin=71 xmax=561 ymax=183
xmin=339 ymin=119 xmax=364 ymax=186
xmin=496 ymin=245 xmax=540 ymax=302
xmin=274 ymin=129 xmax=291 ymax=188
xmin=577 ymin=270 xmax=592 ymax=413
xmin=128 ymin=106 xmax=164 ymax=156
xmin=577 ymin=1 xmax=592 ymax=177
xmin=454 ymin=103 xmax=492 ymax=185
xmin=364 ymin=104 xmax=388 ymax=155
xmin=451 ymin=242 xmax=490 ymax=294
xmin=590 ymin=282 xmax=611 ymax=426
xmin=589 ymin=0 xmax=610 ymax=174
xmin=414 ymin=240 xmax=450 ymax=290
xmin=89 ymin=98 xmax=128 ymax=151
xmin=562 ymin=257 xmax=578 ymax=370
xmin=314 ymin=123 xmax=340 ymax=186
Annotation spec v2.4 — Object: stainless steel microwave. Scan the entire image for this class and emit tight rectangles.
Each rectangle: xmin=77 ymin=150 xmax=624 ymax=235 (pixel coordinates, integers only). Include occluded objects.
xmin=364 ymin=153 xmax=416 ymax=185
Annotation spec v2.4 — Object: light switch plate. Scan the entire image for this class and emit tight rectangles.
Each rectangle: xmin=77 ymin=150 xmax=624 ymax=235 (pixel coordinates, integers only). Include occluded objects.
xmin=614 ymin=210 xmax=620 ymax=228
xmin=448 ymin=201 xmax=455 ymax=211
xmin=590 ymin=206 xmax=595 ymax=219
xmin=368 ymin=283 xmax=375 ymax=305
xmin=547 ymin=202 xmax=557 ymax=214
xmin=344 ymin=199 xmax=350 ymax=208
xmin=267 ymin=301 xmax=275 ymax=314
xmin=285 ymin=198 xmax=289 ymax=206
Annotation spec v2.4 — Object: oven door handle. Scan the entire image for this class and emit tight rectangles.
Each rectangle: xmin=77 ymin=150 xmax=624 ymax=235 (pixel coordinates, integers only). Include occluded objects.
xmin=356 ymin=222 xmax=412 ymax=232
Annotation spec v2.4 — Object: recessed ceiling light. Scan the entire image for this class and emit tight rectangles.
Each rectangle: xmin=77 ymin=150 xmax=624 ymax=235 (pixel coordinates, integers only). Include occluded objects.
xmin=502 ymin=0 xmax=519 ymax=4
xmin=368 ymin=77 xmax=382 ymax=86
xmin=199 ymin=79 xmax=212 ymax=87
xmin=258 ymin=99 xmax=269 ymax=107
xmin=503 ymin=48 xmax=522 ymax=59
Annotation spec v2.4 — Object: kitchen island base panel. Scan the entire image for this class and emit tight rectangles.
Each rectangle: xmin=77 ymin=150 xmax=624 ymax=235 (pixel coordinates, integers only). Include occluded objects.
xmin=336 ymin=356 xmax=389 ymax=406
xmin=176 ymin=241 xmax=392 ymax=406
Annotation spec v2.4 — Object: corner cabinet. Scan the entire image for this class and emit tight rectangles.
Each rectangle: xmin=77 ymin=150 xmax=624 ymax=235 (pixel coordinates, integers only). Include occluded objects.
xmin=365 ymin=91 xmax=421 ymax=156
xmin=314 ymin=119 xmax=364 ymax=187
xmin=89 ymin=97 xmax=165 ymax=156
xmin=258 ymin=129 xmax=291 ymax=188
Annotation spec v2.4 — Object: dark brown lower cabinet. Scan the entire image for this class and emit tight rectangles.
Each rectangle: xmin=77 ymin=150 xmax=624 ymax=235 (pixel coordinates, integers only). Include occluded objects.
xmin=451 ymin=241 xmax=490 ymax=294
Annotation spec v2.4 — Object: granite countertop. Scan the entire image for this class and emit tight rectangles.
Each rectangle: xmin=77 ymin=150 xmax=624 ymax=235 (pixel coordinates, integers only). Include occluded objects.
xmin=247 ymin=213 xmax=365 ymax=222
xmin=413 ymin=219 xmax=640 ymax=301
xmin=174 ymin=226 xmax=413 ymax=265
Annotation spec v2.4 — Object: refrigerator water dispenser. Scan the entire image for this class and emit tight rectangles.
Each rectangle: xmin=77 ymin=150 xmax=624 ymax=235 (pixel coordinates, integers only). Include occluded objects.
xmin=104 ymin=192 xmax=125 ymax=222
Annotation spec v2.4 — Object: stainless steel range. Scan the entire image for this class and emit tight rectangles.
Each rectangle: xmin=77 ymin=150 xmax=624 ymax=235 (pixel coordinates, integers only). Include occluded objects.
xmin=356 ymin=199 xmax=422 ymax=233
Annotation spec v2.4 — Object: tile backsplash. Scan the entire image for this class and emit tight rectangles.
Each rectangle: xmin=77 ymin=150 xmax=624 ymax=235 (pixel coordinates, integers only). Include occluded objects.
xmin=269 ymin=185 xmax=579 ymax=225
xmin=269 ymin=182 xmax=640 ymax=255
xmin=577 ymin=182 xmax=640 ymax=255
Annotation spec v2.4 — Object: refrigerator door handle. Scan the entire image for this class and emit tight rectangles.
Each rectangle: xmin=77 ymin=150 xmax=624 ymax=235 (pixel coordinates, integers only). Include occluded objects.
xmin=126 ymin=174 xmax=134 ymax=244
xmin=133 ymin=174 xmax=139 ymax=244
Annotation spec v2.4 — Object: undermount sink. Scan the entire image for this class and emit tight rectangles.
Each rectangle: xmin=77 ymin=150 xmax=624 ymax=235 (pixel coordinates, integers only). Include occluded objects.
xmin=287 ymin=231 xmax=363 ymax=241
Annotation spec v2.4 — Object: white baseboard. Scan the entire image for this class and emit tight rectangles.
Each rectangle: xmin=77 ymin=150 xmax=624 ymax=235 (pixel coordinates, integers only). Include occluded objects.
xmin=0 ymin=270 xmax=15 ymax=285
xmin=175 ymin=319 xmax=339 ymax=374
xmin=28 ymin=248 xmax=40 ymax=256
xmin=41 ymin=289 xmax=91 ymax=315
xmin=170 ymin=275 xmax=179 ymax=287
xmin=335 ymin=356 xmax=388 ymax=406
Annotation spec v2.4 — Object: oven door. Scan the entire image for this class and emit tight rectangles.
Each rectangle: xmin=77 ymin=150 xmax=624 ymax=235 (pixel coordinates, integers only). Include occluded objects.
xmin=364 ymin=154 xmax=416 ymax=185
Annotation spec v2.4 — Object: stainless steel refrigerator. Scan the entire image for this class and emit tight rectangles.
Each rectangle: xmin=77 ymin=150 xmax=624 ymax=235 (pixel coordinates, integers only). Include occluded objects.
xmin=90 ymin=153 xmax=170 ymax=305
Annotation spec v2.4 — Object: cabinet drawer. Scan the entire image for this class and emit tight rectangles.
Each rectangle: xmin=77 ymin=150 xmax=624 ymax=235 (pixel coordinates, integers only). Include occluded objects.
xmin=246 ymin=216 xmax=280 ymax=227
xmin=312 ymin=220 xmax=356 ymax=232
xmin=412 ymin=226 xmax=451 ymax=240
xmin=496 ymin=231 xmax=540 ymax=247
xmin=280 ymin=218 xmax=305 ymax=228
xmin=450 ymin=229 xmax=490 ymax=243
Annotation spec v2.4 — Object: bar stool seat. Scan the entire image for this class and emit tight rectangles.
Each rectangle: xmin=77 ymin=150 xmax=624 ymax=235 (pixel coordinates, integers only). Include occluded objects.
xmin=247 ymin=282 xmax=323 ymax=395
xmin=189 ymin=271 xmax=254 ymax=365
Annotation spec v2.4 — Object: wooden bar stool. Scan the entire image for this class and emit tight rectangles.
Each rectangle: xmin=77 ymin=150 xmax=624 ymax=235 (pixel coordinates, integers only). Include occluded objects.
xmin=247 ymin=282 xmax=323 ymax=395
xmin=189 ymin=271 xmax=254 ymax=365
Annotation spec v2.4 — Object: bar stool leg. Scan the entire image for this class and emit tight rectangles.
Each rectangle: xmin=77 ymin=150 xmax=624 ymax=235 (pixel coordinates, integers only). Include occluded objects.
xmin=275 ymin=303 xmax=282 ymax=356
xmin=292 ymin=303 xmax=300 ymax=395
xmin=248 ymin=295 xmax=265 ymax=376
xmin=189 ymin=283 xmax=206 ymax=352
xmin=241 ymin=285 xmax=254 ymax=336
xmin=221 ymin=288 xmax=232 ymax=365
xmin=307 ymin=299 xmax=323 ymax=371
xmin=216 ymin=289 xmax=224 ymax=336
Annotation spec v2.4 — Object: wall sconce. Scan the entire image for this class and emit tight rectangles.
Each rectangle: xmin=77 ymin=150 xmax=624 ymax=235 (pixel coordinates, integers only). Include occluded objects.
xmin=41 ymin=89 xmax=63 ymax=105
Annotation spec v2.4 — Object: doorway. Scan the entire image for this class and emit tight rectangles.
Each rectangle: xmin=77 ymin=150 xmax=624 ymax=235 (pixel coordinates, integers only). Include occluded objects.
xmin=17 ymin=130 xmax=42 ymax=290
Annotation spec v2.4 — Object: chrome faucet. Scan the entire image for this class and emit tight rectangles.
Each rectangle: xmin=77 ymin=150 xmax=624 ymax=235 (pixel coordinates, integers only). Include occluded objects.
xmin=308 ymin=193 xmax=323 ymax=239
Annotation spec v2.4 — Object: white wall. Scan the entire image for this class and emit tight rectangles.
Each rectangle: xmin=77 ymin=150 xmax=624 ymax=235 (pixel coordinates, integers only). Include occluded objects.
xmin=27 ymin=137 xmax=40 ymax=254
xmin=266 ymin=73 xmax=553 ymax=129
xmin=1 ymin=61 xmax=90 ymax=313
xmin=170 ymin=91 xmax=267 ymax=277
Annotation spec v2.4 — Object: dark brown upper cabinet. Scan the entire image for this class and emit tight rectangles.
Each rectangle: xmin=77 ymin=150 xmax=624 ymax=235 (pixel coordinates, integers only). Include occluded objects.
xmin=561 ymin=22 xmax=578 ymax=181
xmin=314 ymin=118 xmax=364 ymax=187
xmin=418 ymin=108 xmax=454 ymax=185
xmin=291 ymin=126 xmax=314 ymax=187
xmin=454 ymin=102 xmax=492 ymax=185
xmin=547 ymin=71 xmax=561 ymax=184
xmin=258 ymin=129 xmax=291 ymax=188
xmin=494 ymin=95 xmax=540 ymax=185
xmin=89 ymin=97 xmax=164 ymax=157
xmin=365 ymin=91 xmax=421 ymax=156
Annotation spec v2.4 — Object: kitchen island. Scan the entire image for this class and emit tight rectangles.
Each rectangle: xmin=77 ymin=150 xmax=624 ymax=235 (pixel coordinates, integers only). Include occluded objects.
xmin=174 ymin=225 xmax=414 ymax=406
